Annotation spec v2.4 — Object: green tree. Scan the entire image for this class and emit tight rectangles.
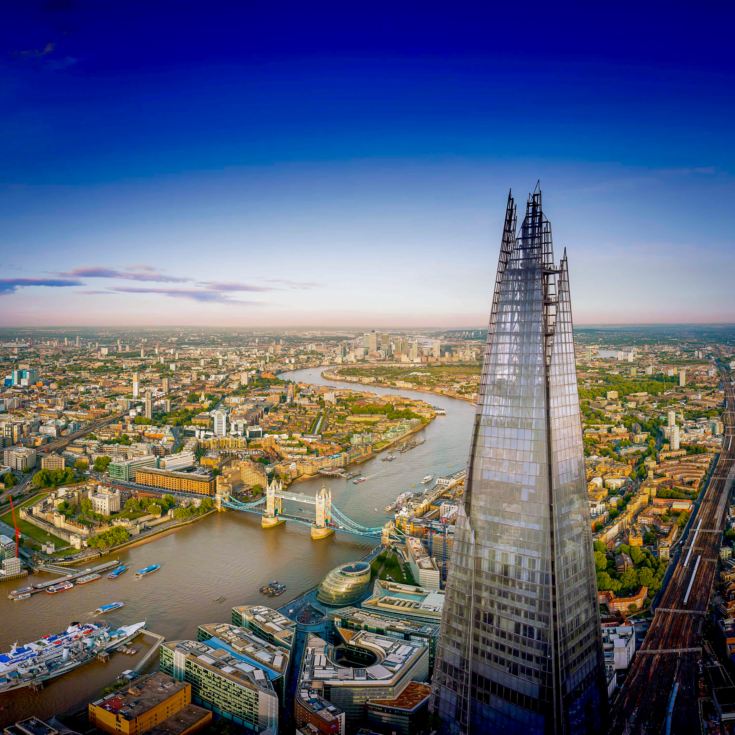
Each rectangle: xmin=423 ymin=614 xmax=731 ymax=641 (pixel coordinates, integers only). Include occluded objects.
xmin=147 ymin=502 xmax=163 ymax=517
xmin=1 ymin=472 xmax=17 ymax=488
xmin=74 ymin=458 xmax=89 ymax=472
xmin=619 ymin=568 xmax=639 ymax=593
xmin=93 ymin=456 xmax=112 ymax=473
xmin=594 ymin=551 xmax=608 ymax=572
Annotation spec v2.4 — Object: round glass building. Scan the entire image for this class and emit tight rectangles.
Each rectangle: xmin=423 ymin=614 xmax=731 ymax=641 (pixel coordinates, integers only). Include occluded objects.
xmin=317 ymin=561 xmax=372 ymax=606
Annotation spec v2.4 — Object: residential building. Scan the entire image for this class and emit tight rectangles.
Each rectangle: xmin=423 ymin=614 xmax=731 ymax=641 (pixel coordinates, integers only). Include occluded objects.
xmin=213 ymin=409 xmax=228 ymax=437
xmin=40 ymin=454 xmax=65 ymax=471
xmin=134 ymin=467 xmax=215 ymax=495
xmin=431 ymin=190 xmax=607 ymax=733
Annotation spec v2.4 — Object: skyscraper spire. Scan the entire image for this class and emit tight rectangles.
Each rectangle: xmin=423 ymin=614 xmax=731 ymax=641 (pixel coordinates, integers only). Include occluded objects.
xmin=431 ymin=187 xmax=607 ymax=734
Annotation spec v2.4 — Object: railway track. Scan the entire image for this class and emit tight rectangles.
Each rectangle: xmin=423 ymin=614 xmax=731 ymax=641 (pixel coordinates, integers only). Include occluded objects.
xmin=610 ymin=367 xmax=735 ymax=734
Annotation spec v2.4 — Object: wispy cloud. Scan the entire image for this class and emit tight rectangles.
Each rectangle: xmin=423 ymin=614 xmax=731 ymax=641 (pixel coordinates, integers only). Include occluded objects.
xmin=109 ymin=286 xmax=256 ymax=304
xmin=198 ymin=281 xmax=273 ymax=292
xmin=0 ymin=277 xmax=82 ymax=295
xmin=265 ymin=278 xmax=321 ymax=290
xmin=60 ymin=266 xmax=188 ymax=283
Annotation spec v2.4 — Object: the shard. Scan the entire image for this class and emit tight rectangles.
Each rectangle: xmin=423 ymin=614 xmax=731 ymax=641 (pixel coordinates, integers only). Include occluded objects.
xmin=431 ymin=187 xmax=607 ymax=734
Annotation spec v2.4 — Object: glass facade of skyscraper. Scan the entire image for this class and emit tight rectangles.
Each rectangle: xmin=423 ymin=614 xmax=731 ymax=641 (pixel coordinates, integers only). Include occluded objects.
xmin=431 ymin=189 xmax=607 ymax=734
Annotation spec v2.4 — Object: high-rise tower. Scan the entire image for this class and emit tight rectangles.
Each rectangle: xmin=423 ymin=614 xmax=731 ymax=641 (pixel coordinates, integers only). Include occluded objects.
xmin=431 ymin=188 xmax=606 ymax=734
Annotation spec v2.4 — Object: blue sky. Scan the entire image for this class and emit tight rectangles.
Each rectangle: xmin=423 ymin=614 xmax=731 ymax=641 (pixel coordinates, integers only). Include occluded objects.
xmin=1 ymin=1 xmax=733 ymax=327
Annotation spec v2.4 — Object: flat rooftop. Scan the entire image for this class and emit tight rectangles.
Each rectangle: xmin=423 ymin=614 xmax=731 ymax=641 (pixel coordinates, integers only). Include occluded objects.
xmin=90 ymin=672 xmax=188 ymax=721
xmin=329 ymin=606 xmax=438 ymax=638
xmin=299 ymin=631 xmax=427 ymax=690
xmin=197 ymin=623 xmax=289 ymax=676
xmin=147 ymin=704 xmax=211 ymax=735
xmin=163 ymin=640 xmax=275 ymax=694
xmin=232 ymin=604 xmax=296 ymax=648
xmin=368 ymin=681 xmax=432 ymax=712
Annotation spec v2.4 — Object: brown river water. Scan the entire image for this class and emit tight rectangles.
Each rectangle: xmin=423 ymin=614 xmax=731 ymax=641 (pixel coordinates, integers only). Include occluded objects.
xmin=0 ymin=367 xmax=474 ymax=725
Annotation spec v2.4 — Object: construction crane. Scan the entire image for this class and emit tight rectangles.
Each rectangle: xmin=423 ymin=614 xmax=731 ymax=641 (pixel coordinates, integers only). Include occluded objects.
xmin=8 ymin=495 xmax=20 ymax=557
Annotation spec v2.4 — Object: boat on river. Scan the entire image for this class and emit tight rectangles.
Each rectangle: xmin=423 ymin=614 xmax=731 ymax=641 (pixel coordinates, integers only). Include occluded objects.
xmin=108 ymin=565 xmax=127 ymax=579
xmin=46 ymin=581 xmax=74 ymax=594
xmin=135 ymin=564 xmax=160 ymax=577
xmin=96 ymin=602 xmax=125 ymax=615
xmin=0 ymin=621 xmax=145 ymax=694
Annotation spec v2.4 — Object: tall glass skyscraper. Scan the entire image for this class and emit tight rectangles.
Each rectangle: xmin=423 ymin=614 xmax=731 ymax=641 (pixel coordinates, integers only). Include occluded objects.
xmin=431 ymin=188 xmax=607 ymax=734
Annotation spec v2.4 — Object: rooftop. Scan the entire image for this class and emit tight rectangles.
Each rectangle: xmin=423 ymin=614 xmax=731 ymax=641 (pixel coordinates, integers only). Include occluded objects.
xmin=146 ymin=704 xmax=212 ymax=735
xmin=197 ymin=623 xmax=289 ymax=676
xmin=329 ymin=606 xmax=438 ymax=638
xmin=362 ymin=580 xmax=445 ymax=621
xmin=232 ymin=604 xmax=296 ymax=649
xmin=163 ymin=640 xmax=275 ymax=694
xmin=367 ymin=681 xmax=432 ymax=712
xmin=299 ymin=631 xmax=427 ymax=690
xmin=90 ymin=672 xmax=188 ymax=721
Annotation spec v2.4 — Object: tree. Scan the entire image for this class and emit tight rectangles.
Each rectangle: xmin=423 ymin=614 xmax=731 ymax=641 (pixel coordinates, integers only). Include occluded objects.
xmin=1 ymin=472 xmax=17 ymax=488
xmin=619 ymin=569 xmax=639 ymax=593
xmin=147 ymin=502 xmax=163 ymax=517
xmin=93 ymin=456 xmax=112 ymax=473
xmin=80 ymin=497 xmax=93 ymax=516
xmin=74 ymin=458 xmax=89 ymax=472
xmin=594 ymin=551 xmax=608 ymax=572
xmin=629 ymin=546 xmax=644 ymax=565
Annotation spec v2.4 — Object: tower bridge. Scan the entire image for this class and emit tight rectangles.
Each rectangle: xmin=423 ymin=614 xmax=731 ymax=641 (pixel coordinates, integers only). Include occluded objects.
xmin=218 ymin=479 xmax=388 ymax=541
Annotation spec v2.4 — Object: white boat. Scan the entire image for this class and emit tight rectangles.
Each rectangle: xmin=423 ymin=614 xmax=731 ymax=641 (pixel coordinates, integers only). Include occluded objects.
xmin=421 ymin=475 xmax=433 ymax=484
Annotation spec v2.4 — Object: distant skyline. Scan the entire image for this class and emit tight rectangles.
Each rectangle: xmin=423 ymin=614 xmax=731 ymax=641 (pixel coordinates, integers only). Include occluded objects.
xmin=1 ymin=3 xmax=733 ymax=327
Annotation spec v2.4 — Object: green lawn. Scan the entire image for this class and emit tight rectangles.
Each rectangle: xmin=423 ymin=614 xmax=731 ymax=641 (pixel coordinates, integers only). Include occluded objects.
xmin=0 ymin=492 xmax=68 ymax=549
xmin=371 ymin=549 xmax=416 ymax=585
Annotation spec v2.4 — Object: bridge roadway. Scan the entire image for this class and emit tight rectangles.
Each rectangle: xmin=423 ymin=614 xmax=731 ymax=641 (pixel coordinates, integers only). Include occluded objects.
xmin=610 ymin=368 xmax=735 ymax=735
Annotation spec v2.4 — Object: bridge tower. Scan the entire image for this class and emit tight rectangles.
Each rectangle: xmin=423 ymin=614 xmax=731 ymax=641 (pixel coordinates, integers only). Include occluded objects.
xmin=262 ymin=479 xmax=285 ymax=529
xmin=311 ymin=485 xmax=334 ymax=540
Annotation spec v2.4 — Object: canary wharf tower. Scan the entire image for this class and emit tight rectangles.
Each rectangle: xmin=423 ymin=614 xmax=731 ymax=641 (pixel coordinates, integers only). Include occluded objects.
xmin=432 ymin=188 xmax=607 ymax=734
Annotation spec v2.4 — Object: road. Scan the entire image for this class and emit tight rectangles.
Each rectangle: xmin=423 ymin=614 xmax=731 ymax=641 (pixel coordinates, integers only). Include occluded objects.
xmin=610 ymin=367 xmax=735 ymax=734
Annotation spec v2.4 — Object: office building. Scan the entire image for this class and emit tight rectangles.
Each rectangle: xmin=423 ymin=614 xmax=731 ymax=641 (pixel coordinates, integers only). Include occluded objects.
xmin=145 ymin=391 xmax=153 ymax=420
xmin=88 ymin=672 xmax=204 ymax=735
xmin=297 ymin=632 xmax=429 ymax=731
xmin=362 ymin=580 xmax=444 ymax=624
xmin=366 ymin=681 xmax=431 ymax=735
xmin=295 ymin=690 xmax=346 ymax=735
xmin=3 ymin=447 xmax=36 ymax=472
xmin=108 ymin=455 xmax=157 ymax=481
xmin=316 ymin=561 xmax=372 ymax=606
xmin=231 ymin=605 xmax=296 ymax=652
xmin=404 ymin=537 xmax=441 ymax=591
xmin=160 ymin=639 xmax=278 ymax=733
xmin=133 ymin=372 xmax=140 ymax=399
xmin=159 ymin=451 xmax=196 ymax=472
xmin=197 ymin=622 xmax=289 ymax=697
xmin=679 ymin=369 xmax=687 ymax=387
xmin=431 ymin=189 xmax=607 ymax=733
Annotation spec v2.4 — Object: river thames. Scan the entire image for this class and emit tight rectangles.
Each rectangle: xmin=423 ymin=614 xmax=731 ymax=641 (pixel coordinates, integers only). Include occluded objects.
xmin=0 ymin=367 xmax=475 ymax=725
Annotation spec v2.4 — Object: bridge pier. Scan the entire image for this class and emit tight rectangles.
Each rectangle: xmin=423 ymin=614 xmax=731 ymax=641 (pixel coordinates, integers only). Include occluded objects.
xmin=262 ymin=479 xmax=286 ymax=529
xmin=311 ymin=485 xmax=334 ymax=540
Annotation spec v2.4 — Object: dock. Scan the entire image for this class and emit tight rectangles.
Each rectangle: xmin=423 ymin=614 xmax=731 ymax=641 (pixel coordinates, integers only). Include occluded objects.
xmin=8 ymin=559 xmax=122 ymax=599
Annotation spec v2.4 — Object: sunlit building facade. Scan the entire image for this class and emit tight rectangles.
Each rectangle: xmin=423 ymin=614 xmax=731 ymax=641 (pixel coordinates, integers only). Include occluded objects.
xmin=431 ymin=189 xmax=607 ymax=734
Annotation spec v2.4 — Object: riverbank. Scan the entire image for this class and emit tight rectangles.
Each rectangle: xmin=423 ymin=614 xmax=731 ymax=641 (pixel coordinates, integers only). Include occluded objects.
xmin=43 ymin=509 xmax=218 ymax=567
xmin=321 ymin=368 xmax=477 ymax=404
